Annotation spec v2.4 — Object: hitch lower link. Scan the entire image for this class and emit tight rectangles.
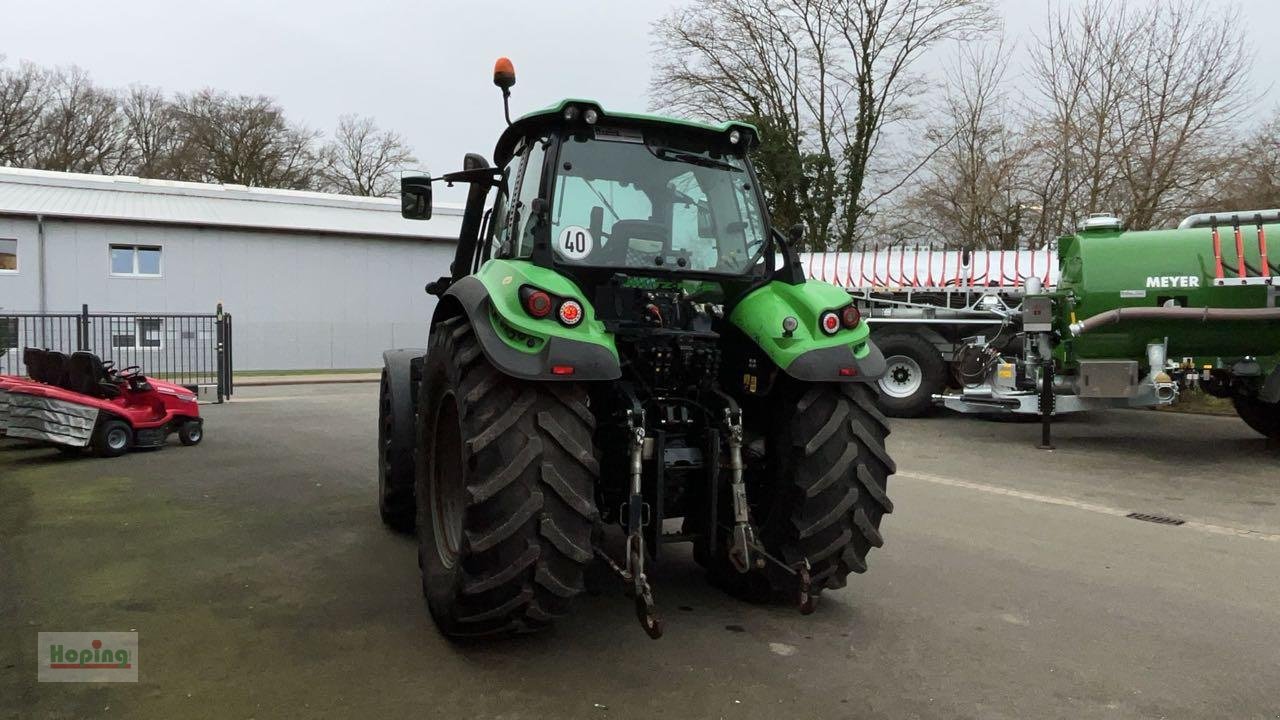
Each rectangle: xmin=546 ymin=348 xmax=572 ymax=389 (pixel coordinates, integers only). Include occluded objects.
xmin=719 ymin=404 xmax=816 ymax=615
xmin=596 ymin=407 xmax=663 ymax=639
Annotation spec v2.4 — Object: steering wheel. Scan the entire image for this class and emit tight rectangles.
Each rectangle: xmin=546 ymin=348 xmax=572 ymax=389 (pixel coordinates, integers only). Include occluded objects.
xmin=118 ymin=366 xmax=142 ymax=380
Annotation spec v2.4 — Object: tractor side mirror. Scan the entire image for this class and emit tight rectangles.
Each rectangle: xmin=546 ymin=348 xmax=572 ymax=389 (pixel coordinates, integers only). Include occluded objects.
xmin=697 ymin=204 xmax=715 ymax=237
xmin=401 ymin=175 xmax=433 ymax=220
xmin=789 ymin=222 xmax=805 ymax=245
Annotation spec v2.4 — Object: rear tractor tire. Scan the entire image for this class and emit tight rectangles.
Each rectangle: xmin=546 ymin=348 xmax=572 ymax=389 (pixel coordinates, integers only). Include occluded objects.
xmin=714 ymin=382 xmax=894 ymax=605
xmin=416 ymin=317 xmax=599 ymax=638
xmin=378 ymin=366 xmax=417 ymax=533
xmin=873 ymin=332 xmax=946 ymax=418
xmin=1233 ymin=395 xmax=1280 ymax=441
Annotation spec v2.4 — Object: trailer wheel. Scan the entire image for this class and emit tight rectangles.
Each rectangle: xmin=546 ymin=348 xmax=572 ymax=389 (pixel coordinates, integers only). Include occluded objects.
xmin=872 ymin=332 xmax=946 ymax=417
xmin=711 ymin=382 xmax=894 ymax=605
xmin=93 ymin=418 xmax=133 ymax=458
xmin=416 ymin=316 xmax=599 ymax=638
xmin=1233 ymin=395 xmax=1280 ymax=440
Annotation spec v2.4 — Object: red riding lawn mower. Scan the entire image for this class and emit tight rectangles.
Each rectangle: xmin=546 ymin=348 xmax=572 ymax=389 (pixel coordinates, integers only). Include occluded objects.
xmin=0 ymin=348 xmax=203 ymax=457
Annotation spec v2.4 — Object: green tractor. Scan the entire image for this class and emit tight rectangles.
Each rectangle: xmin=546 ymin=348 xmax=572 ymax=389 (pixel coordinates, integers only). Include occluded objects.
xmin=378 ymin=59 xmax=893 ymax=639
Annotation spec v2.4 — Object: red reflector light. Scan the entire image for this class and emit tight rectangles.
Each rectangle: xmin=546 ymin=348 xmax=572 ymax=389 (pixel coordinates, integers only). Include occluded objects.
xmin=820 ymin=311 xmax=840 ymax=335
xmin=838 ymin=367 xmax=857 ymax=377
xmin=558 ymin=300 xmax=584 ymax=327
xmin=841 ymin=305 xmax=861 ymax=328
xmin=551 ymin=365 xmax=575 ymax=376
xmin=524 ymin=289 xmax=552 ymax=318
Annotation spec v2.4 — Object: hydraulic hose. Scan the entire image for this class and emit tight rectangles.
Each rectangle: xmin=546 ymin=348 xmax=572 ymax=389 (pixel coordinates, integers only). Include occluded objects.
xmin=1069 ymin=306 xmax=1280 ymax=336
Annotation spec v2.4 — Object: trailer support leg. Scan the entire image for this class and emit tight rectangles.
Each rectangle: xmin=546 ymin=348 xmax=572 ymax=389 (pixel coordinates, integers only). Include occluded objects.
xmin=1038 ymin=359 xmax=1055 ymax=450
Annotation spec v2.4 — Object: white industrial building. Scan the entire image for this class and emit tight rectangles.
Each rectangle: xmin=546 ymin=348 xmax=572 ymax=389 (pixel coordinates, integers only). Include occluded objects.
xmin=0 ymin=167 xmax=460 ymax=370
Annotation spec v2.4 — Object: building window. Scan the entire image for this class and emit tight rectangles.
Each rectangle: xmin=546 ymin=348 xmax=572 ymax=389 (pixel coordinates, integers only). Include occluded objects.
xmin=110 ymin=318 xmax=164 ymax=349
xmin=110 ymin=244 xmax=162 ymax=277
xmin=0 ymin=238 xmax=16 ymax=272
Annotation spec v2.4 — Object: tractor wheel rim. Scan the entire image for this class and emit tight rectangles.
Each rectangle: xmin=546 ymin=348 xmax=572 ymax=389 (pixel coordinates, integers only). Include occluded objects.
xmin=429 ymin=391 xmax=465 ymax=570
xmin=187 ymin=426 xmax=202 ymax=442
xmin=879 ymin=355 xmax=923 ymax=399
xmin=107 ymin=428 xmax=129 ymax=450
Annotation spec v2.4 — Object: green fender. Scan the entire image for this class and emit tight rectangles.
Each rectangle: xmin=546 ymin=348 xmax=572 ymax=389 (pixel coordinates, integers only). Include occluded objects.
xmin=433 ymin=259 xmax=621 ymax=381
xmin=729 ymin=280 xmax=884 ymax=382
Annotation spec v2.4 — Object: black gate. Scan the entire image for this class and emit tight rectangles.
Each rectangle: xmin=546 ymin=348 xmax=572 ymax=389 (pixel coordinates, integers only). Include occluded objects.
xmin=0 ymin=304 xmax=233 ymax=401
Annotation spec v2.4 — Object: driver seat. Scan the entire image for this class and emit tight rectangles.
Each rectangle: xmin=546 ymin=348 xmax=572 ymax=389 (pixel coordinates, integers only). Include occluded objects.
xmin=44 ymin=351 xmax=71 ymax=389
xmin=602 ymin=220 xmax=669 ymax=267
xmin=22 ymin=347 xmax=47 ymax=382
xmin=68 ymin=351 xmax=121 ymax=399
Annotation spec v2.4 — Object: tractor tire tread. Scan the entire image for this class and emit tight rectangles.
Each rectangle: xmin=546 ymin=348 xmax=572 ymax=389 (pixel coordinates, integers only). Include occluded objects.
xmin=418 ymin=320 xmax=598 ymax=638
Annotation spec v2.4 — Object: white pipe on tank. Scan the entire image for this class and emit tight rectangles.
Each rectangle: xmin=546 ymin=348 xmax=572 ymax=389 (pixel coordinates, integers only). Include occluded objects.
xmin=1177 ymin=209 xmax=1280 ymax=230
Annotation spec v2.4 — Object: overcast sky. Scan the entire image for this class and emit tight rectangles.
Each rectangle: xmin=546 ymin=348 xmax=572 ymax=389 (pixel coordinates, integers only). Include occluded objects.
xmin=2 ymin=0 xmax=1276 ymax=198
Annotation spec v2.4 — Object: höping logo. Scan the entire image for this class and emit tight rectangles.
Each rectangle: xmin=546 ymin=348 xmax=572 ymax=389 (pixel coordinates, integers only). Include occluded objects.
xmin=38 ymin=631 xmax=138 ymax=682
xmin=1145 ymin=275 xmax=1200 ymax=288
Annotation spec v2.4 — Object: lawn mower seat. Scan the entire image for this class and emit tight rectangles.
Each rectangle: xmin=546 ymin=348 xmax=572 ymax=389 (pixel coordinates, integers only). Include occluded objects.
xmin=68 ymin=351 xmax=121 ymax=399
xmin=44 ymin=351 xmax=71 ymax=388
xmin=22 ymin=347 xmax=48 ymax=382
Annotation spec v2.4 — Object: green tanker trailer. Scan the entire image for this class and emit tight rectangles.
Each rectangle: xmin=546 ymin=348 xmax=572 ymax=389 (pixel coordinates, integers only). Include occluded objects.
xmin=939 ymin=212 xmax=1280 ymax=441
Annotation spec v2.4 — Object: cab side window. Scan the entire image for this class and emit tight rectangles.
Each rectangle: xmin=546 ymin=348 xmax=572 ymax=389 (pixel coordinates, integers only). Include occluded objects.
xmin=512 ymin=137 xmax=548 ymax=258
xmin=487 ymin=156 xmax=517 ymax=259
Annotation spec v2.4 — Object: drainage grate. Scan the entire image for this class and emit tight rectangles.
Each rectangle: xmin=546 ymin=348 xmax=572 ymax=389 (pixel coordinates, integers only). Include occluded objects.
xmin=1126 ymin=512 xmax=1185 ymax=526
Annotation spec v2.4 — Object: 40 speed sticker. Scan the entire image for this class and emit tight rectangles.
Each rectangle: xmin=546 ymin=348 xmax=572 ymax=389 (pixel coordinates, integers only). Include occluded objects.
xmin=556 ymin=226 xmax=593 ymax=261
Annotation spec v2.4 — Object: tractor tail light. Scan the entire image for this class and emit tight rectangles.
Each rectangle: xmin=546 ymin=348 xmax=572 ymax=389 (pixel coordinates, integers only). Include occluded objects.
xmin=819 ymin=311 xmax=841 ymax=336
xmin=839 ymin=367 xmax=857 ymax=377
xmin=558 ymin=299 xmax=584 ymax=327
xmin=521 ymin=286 xmax=553 ymax=318
xmin=841 ymin=305 xmax=861 ymax=329
xmin=551 ymin=365 xmax=575 ymax=376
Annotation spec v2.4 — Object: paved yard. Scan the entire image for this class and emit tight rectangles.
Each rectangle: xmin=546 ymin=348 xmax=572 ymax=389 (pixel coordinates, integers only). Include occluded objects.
xmin=2 ymin=385 xmax=1277 ymax=719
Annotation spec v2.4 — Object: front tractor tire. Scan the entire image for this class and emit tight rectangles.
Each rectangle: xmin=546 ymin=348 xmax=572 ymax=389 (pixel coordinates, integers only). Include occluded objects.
xmin=720 ymin=383 xmax=895 ymax=603
xmin=416 ymin=317 xmax=600 ymax=638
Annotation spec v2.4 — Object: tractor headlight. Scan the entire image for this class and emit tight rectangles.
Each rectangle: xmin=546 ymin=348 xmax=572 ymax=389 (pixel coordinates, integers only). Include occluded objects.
xmin=729 ymin=129 xmax=741 ymax=145
xmin=563 ymin=106 xmax=580 ymax=122
xmin=583 ymin=108 xmax=599 ymax=125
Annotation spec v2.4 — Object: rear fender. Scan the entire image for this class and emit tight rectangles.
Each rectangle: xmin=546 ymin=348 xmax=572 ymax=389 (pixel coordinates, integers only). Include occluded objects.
xmin=729 ymin=280 xmax=885 ymax=382
xmin=433 ymin=259 xmax=620 ymax=381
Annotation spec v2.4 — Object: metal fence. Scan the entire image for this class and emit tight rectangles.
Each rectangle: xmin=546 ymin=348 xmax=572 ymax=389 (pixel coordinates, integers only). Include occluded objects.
xmin=0 ymin=304 xmax=233 ymax=401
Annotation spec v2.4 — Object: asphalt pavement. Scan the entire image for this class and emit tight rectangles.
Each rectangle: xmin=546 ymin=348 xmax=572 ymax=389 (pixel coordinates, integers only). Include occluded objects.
xmin=1 ymin=384 xmax=1277 ymax=720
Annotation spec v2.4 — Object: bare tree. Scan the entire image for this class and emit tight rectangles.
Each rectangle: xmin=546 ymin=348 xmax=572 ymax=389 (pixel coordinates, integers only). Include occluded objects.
xmin=1114 ymin=1 xmax=1249 ymax=228
xmin=1024 ymin=0 xmax=1249 ymax=237
xmin=652 ymin=0 xmax=996 ymax=249
xmin=0 ymin=57 xmax=49 ymax=167
xmin=1191 ymin=116 xmax=1280 ymax=212
xmin=908 ymin=41 xmax=1033 ymax=248
xmin=118 ymin=84 xmax=185 ymax=179
xmin=172 ymin=89 xmax=320 ymax=189
xmin=31 ymin=66 xmax=124 ymax=174
xmin=318 ymin=115 xmax=416 ymax=197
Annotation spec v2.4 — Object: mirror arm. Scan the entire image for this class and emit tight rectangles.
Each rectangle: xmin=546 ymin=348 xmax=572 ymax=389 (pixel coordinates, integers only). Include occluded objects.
xmin=772 ymin=228 xmax=807 ymax=285
xmin=440 ymin=167 xmax=503 ymax=187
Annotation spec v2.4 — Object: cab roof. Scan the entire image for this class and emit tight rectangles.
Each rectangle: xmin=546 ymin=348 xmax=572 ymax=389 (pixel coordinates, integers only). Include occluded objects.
xmin=493 ymin=98 xmax=759 ymax=167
